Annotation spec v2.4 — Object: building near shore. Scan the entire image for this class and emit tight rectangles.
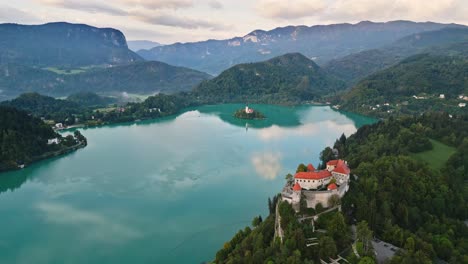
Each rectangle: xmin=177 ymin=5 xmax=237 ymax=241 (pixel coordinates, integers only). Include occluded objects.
xmin=282 ymin=159 xmax=351 ymax=211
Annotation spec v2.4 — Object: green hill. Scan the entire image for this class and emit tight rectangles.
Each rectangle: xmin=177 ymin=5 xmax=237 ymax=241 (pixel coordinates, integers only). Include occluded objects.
xmin=340 ymin=54 xmax=468 ymax=116
xmin=0 ymin=61 xmax=211 ymax=98
xmin=324 ymin=27 xmax=468 ymax=85
xmin=192 ymin=53 xmax=345 ymax=104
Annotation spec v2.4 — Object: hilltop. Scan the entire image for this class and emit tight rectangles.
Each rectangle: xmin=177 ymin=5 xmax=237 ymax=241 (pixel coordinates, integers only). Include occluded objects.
xmin=0 ymin=22 xmax=141 ymax=67
xmin=192 ymin=53 xmax=345 ymax=104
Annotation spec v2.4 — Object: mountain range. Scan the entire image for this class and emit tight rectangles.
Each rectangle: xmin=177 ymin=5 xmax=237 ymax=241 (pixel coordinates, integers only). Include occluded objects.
xmin=137 ymin=21 xmax=464 ymax=75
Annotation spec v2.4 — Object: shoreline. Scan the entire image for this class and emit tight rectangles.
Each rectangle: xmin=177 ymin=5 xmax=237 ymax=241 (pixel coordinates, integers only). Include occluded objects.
xmin=0 ymin=142 xmax=86 ymax=174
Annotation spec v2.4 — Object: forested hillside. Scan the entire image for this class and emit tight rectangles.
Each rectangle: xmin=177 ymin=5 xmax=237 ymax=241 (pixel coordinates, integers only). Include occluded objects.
xmin=339 ymin=54 xmax=468 ymax=117
xmin=324 ymin=27 xmax=468 ymax=85
xmin=0 ymin=106 xmax=86 ymax=172
xmin=192 ymin=53 xmax=345 ymax=104
xmin=214 ymin=113 xmax=468 ymax=263
xmin=0 ymin=61 xmax=211 ymax=98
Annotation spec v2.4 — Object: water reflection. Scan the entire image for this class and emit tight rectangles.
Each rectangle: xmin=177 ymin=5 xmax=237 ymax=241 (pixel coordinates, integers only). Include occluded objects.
xmin=251 ymin=152 xmax=283 ymax=180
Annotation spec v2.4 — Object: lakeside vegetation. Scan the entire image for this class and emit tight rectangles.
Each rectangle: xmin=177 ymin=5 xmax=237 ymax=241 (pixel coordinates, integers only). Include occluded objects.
xmin=0 ymin=106 xmax=87 ymax=172
xmin=213 ymin=113 xmax=468 ymax=263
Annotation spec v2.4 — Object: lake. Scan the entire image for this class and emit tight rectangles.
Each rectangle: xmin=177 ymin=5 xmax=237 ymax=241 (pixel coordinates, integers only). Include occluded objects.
xmin=0 ymin=104 xmax=374 ymax=264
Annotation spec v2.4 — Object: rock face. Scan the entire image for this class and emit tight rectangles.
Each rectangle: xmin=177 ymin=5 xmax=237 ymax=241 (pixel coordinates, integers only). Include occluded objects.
xmin=0 ymin=22 xmax=142 ymax=67
xmin=137 ymin=20 xmax=463 ymax=74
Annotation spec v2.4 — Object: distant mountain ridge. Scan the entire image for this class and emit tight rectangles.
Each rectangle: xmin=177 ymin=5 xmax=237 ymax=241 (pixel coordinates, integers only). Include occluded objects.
xmin=138 ymin=20 xmax=465 ymax=74
xmin=192 ymin=53 xmax=345 ymax=104
xmin=0 ymin=22 xmax=142 ymax=67
xmin=127 ymin=40 xmax=161 ymax=51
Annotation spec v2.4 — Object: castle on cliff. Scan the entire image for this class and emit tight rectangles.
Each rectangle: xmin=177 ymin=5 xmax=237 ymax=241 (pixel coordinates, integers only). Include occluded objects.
xmin=281 ymin=160 xmax=350 ymax=211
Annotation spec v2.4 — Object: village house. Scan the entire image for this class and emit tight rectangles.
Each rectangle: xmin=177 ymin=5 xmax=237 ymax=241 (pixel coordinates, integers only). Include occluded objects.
xmin=47 ymin=138 xmax=60 ymax=145
xmin=282 ymin=160 xmax=351 ymax=211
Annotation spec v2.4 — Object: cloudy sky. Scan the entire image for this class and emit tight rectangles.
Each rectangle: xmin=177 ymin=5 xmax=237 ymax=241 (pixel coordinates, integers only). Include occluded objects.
xmin=1 ymin=0 xmax=467 ymax=44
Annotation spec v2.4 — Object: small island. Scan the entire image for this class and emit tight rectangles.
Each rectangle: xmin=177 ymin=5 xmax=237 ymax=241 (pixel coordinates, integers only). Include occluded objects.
xmin=234 ymin=106 xmax=266 ymax=120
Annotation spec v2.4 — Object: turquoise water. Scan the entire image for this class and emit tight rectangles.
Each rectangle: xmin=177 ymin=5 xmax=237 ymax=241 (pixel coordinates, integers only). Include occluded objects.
xmin=0 ymin=104 xmax=374 ymax=264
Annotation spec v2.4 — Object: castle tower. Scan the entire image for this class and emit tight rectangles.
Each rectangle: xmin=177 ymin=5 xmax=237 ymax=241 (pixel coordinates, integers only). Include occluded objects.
xmin=292 ymin=182 xmax=302 ymax=204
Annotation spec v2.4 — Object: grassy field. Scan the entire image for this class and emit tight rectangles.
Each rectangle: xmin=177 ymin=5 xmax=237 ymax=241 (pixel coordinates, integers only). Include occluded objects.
xmin=410 ymin=139 xmax=456 ymax=170
xmin=44 ymin=65 xmax=103 ymax=75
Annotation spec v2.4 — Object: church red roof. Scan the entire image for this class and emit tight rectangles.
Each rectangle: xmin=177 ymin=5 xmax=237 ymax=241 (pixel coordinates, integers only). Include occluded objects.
xmin=295 ymin=170 xmax=332 ymax=180
xmin=327 ymin=183 xmax=338 ymax=190
xmin=293 ymin=182 xmax=302 ymax=191
xmin=327 ymin=160 xmax=339 ymax=166
xmin=307 ymin=163 xmax=315 ymax=171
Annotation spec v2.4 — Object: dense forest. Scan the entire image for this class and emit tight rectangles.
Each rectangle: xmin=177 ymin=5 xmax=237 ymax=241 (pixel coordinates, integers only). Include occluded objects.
xmin=0 ymin=106 xmax=86 ymax=172
xmin=192 ymin=53 xmax=345 ymax=104
xmin=213 ymin=113 xmax=468 ymax=263
xmin=339 ymin=54 xmax=468 ymax=117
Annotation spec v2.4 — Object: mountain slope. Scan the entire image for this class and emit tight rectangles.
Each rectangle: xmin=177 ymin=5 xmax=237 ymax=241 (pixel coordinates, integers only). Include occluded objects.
xmin=0 ymin=22 xmax=142 ymax=67
xmin=0 ymin=61 xmax=211 ymax=98
xmin=339 ymin=54 xmax=468 ymax=116
xmin=138 ymin=21 xmax=462 ymax=74
xmin=324 ymin=27 xmax=468 ymax=85
xmin=192 ymin=53 xmax=345 ymax=104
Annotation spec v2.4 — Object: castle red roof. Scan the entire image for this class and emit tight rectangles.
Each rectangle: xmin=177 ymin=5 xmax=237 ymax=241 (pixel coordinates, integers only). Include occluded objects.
xmin=327 ymin=160 xmax=339 ymax=166
xmin=307 ymin=163 xmax=315 ymax=172
xmin=327 ymin=183 xmax=337 ymax=190
xmin=333 ymin=160 xmax=350 ymax=174
xmin=293 ymin=183 xmax=302 ymax=191
xmin=295 ymin=170 xmax=332 ymax=180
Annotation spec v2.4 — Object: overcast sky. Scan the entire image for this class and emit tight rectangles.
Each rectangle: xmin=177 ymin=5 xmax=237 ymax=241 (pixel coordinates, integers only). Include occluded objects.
xmin=1 ymin=0 xmax=467 ymax=44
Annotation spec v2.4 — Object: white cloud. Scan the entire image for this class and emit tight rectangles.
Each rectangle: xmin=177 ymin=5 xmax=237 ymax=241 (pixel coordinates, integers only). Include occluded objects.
xmin=208 ymin=0 xmax=223 ymax=9
xmin=119 ymin=0 xmax=193 ymax=9
xmin=39 ymin=0 xmax=127 ymax=16
xmin=256 ymin=0 xmax=326 ymax=20
xmin=130 ymin=10 xmax=229 ymax=30
xmin=251 ymin=152 xmax=282 ymax=180
xmin=0 ymin=6 xmax=40 ymax=23
xmin=327 ymin=0 xmax=465 ymax=22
